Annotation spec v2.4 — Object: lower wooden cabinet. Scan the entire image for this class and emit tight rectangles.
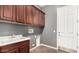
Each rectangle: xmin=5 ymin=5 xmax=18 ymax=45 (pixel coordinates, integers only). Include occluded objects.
xmin=19 ymin=40 xmax=29 ymax=53
xmin=19 ymin=45 xmax=29 ymax=53
xmin=5 ymin=48 xmax=19 ymax=53
xmin=0 ymin=40 xmax=30 ymax=53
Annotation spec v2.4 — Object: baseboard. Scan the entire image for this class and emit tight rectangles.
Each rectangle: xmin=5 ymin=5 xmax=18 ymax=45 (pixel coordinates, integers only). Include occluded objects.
xmin=30 ymin=44 xmax=58 ymax=51
xmin=58 ymin=46 xmax=77 ymax=53
xmin=40 ymin=44 xmax=58 ymax=50
xmin=30 ymin=44 xmax=41 ymax=51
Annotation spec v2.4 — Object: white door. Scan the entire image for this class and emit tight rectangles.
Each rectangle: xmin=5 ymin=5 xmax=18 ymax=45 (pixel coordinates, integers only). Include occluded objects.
xmin=77 ymin=7 xmax=79 ymax=52
xmin=57 ymin=7 xmax=65 ymax=48
xmin=57 ymin=6 xmax=78 ymax=52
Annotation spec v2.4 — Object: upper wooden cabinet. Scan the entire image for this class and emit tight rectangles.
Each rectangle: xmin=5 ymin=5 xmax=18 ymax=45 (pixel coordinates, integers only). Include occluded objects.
xmin=0 ymin=5 xmax=45 ymax=27
xmin=39 ymin=12 xmax=45 ymax=27
xmin=32 ymin=6 xmax=45 ymax=27
xmin=32 ymin=6 xmax=39 ymax=26
xmin=0 ymin=5 xmax=15 ymax=21
xmin=26 ymin=6 xmax=33 ymax=25
xmin=16 ymin=5 xmax=25 ymax=23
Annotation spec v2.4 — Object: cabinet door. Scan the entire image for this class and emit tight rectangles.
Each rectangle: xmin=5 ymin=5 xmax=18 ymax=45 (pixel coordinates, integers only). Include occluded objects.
xmin=0 ymin=5 xmax=15 ymax=21
xmin=1 ymin=48 xmax=19 ymax=53
xmin=19 ymin=40 xmax=29 ymax=53
xmin=39 ymin=12 xmax=45 ymax=27
xmin=26 ymin=6 xmax=33 ymax=24
xmin=19 ymin=44 xmax=29 ymax=53
xmin=16 ymin=5 xmax=24 ymax=23
xmin=7 ymin=49 xmax=19 ymax=53
xmin=32 ymin=7 xmax=39 ymax=26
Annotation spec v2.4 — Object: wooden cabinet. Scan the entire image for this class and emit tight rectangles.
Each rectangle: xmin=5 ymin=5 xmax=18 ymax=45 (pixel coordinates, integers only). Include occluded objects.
xmin=19 ymin=40 xmax=29 ymax=53
xmin=0 ymin=5 xmax=15 ymax=21
xmin=39 ymin=12 xmax=45 ymax=27
xmin=19 ymin=45 xmax=27 ymax=53
xmin=26 ymin=6 xmax=33 ymax=24
xmin=16 ymin=5 xmax=25 ymax=23
xmin=24 ymin=6 xmax=27 ymax=24
xmin=19 ymin=44 xmax=29 ymax=53
xmin=5 ymin=48 xmax=19 ymax=53
xmin=0 ymin=40 xmax=30 ymax=53
xmin=32 ymin=6 xmax=39 ymax=26
xmin=31 ymin=6 xmax=45 ymax=27
xmin=0 ymin=5 xmax=45 ymax=27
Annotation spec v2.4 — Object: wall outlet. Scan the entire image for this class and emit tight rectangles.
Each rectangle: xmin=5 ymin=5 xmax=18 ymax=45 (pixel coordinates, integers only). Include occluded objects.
xmin=28 ymin=29 xmax=34 ymax=33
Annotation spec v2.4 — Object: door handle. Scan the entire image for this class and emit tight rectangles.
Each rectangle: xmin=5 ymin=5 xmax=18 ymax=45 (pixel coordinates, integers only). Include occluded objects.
xmin=58 ymin=32 xmax=60 ymax=36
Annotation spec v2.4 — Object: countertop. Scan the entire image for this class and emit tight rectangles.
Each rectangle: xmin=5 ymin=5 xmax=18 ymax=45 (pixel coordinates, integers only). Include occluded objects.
xmin=0 ymin=35 xmax=30 ymax=46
